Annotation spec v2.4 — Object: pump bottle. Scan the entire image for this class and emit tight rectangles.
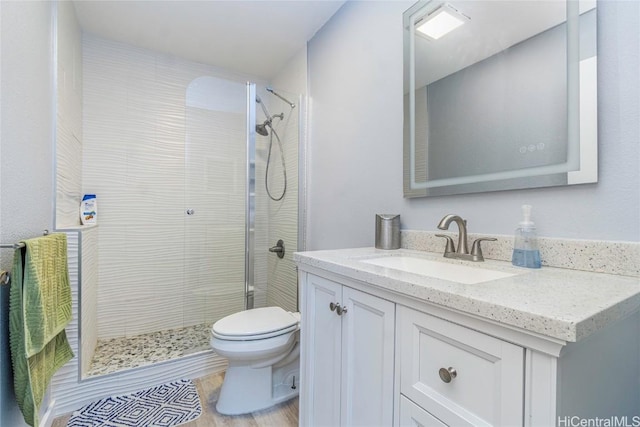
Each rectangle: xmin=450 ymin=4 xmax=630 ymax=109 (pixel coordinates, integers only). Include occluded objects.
xmin=512 ymin=204 xmax=541 ymax=268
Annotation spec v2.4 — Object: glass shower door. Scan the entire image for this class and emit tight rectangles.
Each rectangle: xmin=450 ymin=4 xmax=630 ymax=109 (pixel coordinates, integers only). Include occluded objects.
xmin=183 ymin=77 xmax=250 ymax=352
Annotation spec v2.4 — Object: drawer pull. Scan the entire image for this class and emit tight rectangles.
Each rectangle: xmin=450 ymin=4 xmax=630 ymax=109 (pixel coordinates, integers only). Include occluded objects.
xmin=439 ymin=367 xmax=457 ymax=383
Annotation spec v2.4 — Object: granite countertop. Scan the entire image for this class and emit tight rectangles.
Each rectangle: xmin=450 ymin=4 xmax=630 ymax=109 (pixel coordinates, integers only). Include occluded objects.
xmin=293 ymin=247 xmax=640 ymax=342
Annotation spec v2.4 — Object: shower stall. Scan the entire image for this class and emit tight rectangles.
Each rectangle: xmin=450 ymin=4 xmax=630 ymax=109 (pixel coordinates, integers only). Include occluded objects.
xmin=62 ymin=35 xmax=303 ymax=378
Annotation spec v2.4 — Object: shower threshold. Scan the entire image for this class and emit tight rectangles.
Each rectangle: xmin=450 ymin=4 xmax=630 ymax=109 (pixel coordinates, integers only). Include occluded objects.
xmin=86 ymin=323 xmax=211 ymax=377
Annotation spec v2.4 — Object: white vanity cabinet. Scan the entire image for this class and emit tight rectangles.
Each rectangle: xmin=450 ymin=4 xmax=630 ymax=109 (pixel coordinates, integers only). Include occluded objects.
xmin=299 ymin=273 xmax=395 ymax=427
xmin=397 ymin=306 xmax=524 ymax=426
xmin=296 ymin=248 xmax=640 ymax=427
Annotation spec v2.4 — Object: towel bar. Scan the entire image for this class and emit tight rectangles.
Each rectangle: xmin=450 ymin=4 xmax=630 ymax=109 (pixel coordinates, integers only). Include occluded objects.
xmin=0 ymin=243 xmax=25 ymax=287
xmin=0 ymin=230 xmax=49 ymax=249
xmin=0 ymin=242 xmax=26 ymax=250
xmin=0 ymin=230 xmax=50 ymax=285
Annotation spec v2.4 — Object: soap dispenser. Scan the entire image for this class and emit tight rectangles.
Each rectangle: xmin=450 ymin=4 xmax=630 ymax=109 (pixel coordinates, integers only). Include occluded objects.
xmin=512 ymin=204 xmax=541 ymax=268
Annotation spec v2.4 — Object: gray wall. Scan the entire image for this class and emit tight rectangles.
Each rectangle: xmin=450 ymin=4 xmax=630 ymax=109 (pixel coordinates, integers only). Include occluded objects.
xmin=307 ymin=1 xmax=639 ymax=249
xmin=0 ymin=1 xmax=55 ymax=426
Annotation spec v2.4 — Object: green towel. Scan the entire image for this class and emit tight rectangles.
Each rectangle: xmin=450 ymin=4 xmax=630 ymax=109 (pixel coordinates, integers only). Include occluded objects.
xmin=9 ymin=233 xmax=74 ymax=427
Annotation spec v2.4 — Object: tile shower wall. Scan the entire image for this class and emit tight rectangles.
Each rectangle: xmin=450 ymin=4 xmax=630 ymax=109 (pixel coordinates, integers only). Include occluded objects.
xmin=82 ymin=35 xmax=247 ymax=339
xmin=267 ymin=49 xmax=309 ymax=313
xmin=264 ymin=98 xmax=299 ymax=313
xmin=79 ymin=227 xmax=98 ymax=376
xmin=252 ymin=85 xmax=301 ymax=312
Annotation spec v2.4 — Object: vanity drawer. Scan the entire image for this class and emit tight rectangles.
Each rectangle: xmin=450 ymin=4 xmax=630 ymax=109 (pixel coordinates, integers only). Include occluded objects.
xmin=399 ymin=395 xmax=447 ymax=427
xmin=398 ymin=306 xmax=524 ymax=426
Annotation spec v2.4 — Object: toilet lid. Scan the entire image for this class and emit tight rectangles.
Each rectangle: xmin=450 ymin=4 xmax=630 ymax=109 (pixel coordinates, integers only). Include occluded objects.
xmin=212 ymin=307 xmax=299 ymax=339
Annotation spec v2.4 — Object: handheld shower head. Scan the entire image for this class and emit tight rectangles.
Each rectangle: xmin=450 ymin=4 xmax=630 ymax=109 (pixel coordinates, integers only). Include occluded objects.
xmin=256 ymin=96 xmax=274 ymax=136
xmin=255 ymin=95 xmax=286 ymax=136
xmin=256 ymin=95 xmax=272 ymax=120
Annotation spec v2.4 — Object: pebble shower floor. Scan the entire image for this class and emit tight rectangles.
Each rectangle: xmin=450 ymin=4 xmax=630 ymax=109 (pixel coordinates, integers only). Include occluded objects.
xmin=87 ymin=323 xmax=211 ymax=377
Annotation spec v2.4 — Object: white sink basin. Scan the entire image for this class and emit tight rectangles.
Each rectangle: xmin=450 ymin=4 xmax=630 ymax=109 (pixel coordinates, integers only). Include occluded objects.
xmin=361 ymin=256 xmax=517 ymax=284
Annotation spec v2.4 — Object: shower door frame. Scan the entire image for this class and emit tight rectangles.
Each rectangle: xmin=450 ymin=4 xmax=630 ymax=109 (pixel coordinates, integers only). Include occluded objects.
xmin=245 ymin=82 xmax=256 ymax=310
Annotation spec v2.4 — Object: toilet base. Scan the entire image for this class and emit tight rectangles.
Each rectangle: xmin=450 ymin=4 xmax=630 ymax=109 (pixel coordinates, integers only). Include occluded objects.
xmin=215 ymin=357 xmax=300 ymax=415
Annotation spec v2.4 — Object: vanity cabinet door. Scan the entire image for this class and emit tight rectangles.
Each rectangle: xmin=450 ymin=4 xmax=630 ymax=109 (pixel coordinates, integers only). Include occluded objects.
xmin=300 ymin=273 xmax=395 ymax=427
xmin=398 ymin=306 xmax=524 ymax=427
xmin=341 ymin=286 xmax=395 ymax=426
xmin=300 ymin=274 xmax=343 ymax=427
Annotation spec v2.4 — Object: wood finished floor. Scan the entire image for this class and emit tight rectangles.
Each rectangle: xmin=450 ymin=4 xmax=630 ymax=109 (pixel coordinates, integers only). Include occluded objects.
xmin=51 ymin=371 xmax=299 ymax=427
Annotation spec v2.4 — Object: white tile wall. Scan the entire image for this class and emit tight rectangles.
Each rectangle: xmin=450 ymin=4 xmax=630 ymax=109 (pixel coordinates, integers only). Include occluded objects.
xmin=82 ymin=36 xmax=248 ymax=338
xmin=79 ymin=226 xmax=98 ymax=377
xmin=264 ymin=94 xmax=299 ymax=313
xmin=60 ymin=32 xmax=302 ymax=343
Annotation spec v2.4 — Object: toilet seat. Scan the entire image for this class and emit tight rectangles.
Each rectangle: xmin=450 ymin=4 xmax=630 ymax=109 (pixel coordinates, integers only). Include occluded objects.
xmin=212 ymin=306 xmax=300 ymax=341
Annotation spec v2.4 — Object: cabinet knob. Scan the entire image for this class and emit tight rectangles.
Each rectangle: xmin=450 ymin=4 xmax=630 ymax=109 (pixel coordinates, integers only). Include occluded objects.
xmin=329 ymin=302 xmax=348 ymax=315
xmin=438 ymin=367 xmax=457 ymax=383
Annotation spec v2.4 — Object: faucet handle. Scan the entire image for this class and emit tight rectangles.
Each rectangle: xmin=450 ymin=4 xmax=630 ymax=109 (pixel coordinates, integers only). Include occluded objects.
xmin=435 ymin=234 xmax=456 ymax=254
xmin=470 ymin=237 xmax=497 ymax=261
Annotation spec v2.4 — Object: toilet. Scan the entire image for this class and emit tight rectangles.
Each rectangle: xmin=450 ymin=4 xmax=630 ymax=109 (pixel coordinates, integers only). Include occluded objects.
xmin=210 ymin=306 xmax=301 ymax=415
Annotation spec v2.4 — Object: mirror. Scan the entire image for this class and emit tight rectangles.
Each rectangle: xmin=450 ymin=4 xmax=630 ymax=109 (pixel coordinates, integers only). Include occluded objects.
xmin=403 ymin=0 xmax=597 ymax=197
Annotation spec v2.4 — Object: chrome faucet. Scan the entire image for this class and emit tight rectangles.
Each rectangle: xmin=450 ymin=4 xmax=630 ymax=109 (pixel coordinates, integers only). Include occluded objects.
xmin=436 ymin=214 xmax=496 ymax=262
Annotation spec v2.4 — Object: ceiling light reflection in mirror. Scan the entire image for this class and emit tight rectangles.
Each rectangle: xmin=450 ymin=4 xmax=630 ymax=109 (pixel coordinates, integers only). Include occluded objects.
xmin=416 ymin=3 xmax=469 ymax=40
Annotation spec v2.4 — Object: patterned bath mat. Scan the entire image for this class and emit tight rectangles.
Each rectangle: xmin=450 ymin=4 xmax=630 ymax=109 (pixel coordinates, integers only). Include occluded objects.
xmin=67 ymin=379 xmax=202 ymax=427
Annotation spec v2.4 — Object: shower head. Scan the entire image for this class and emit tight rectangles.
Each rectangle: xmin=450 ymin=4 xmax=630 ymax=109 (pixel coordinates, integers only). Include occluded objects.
xmin=255 ymin=112 xmax=286 ymax=136
xmin=256 ymin=120 xmax=270 ymax=136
